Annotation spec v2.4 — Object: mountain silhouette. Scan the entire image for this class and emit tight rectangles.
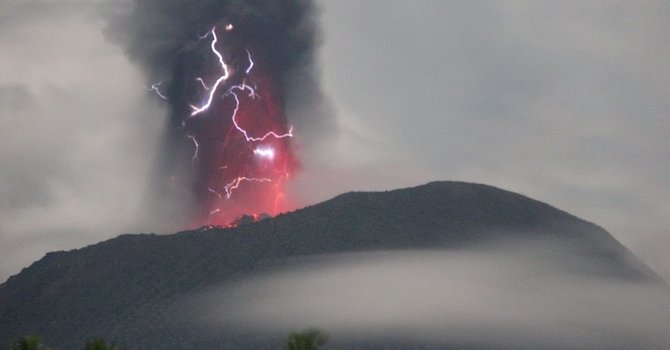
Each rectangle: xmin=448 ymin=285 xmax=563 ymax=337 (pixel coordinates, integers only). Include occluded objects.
xmin=0 ymin=181 xmax=661 ymax=348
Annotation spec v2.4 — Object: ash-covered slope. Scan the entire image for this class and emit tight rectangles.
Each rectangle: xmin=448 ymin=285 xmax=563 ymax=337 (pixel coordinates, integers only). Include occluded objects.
xmin=0 ymin=181 xmax=660 ymax=348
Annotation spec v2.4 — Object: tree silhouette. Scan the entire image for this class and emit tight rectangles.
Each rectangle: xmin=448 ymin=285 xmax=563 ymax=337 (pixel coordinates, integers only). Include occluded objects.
xmin=84 ymin=338 xmax=118 ymax=350
xmin=9 ymin=336 xmax=41 ymax=350
xmin=285 ymin=328 xmax=328 ymax=350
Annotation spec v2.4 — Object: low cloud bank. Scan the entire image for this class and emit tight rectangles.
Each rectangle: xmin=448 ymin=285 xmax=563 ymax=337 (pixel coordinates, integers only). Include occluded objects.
xmin=189 ymin=240 xmax=669 ymax=349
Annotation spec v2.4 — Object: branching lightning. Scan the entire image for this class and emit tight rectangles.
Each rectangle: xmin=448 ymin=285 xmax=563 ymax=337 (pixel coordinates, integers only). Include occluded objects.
xmin=190 ymin=27 xmax=230 ymax=117
xmin=188 ymin=27 xmax=293 ymax=144
xmin=224 ymin=176 xmax=272 ymax=199
xmin=226 ymin=85 xmax=294 ymax=142
xmin=151 ymin=19 xmax=300 ymax=226
xmin=149 ymin=81 xmax=168 ymax=100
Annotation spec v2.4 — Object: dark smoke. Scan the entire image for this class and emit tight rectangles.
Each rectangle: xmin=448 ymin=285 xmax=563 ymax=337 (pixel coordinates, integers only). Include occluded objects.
xmin=103 ymin=0 xmax=333 ymax=227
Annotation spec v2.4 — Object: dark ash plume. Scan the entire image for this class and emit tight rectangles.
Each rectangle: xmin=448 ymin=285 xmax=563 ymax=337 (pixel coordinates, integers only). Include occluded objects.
xmin=103 ymin=0 xmax=334 ymax=227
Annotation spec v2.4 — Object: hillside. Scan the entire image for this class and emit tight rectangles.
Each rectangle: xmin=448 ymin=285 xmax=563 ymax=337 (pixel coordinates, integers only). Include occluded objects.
xmin=0 ymin=181 xmax=660 ymax=348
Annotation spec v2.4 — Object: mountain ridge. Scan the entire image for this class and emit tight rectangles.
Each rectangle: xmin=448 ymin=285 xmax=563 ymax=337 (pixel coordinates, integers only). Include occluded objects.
xmin=0 ymin=181 xmax=661 ymax=348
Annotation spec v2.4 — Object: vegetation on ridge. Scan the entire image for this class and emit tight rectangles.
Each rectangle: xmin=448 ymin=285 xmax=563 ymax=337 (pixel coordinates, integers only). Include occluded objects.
xmin=7 ymin=330 xmax=327 ymax=350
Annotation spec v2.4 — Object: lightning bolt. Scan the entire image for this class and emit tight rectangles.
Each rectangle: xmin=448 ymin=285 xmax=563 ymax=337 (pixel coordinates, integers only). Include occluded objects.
xmin=195 ymin=77 xmax=210 ymax=90
xmin=245 ymin=48 xmax=254 ymax=74
xmin=227 ymin=85 xmax=294 ymax=142
xmin=224 ymin=176 xmax=271 ymax=199
xmin=149 ymin=81 xmax=167 ymax=100
xmin=187 ymin=31 xmax=293 ymax=142
xmin=187 ymin=134 xmax=199 ymax=162
xmin=173 ymin=22 xmax=297 ymax=224
xmin=208 ymin=187 xmax=222 ymax=198
xmin=229 ymin=82 xmax=259 ymax=99
xmin=190 ymin=26 xmax=230 ymax=117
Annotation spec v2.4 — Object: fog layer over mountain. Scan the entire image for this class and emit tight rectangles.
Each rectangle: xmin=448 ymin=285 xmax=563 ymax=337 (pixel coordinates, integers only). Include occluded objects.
xmin=191 ymin=241 xmax=670 ymax=349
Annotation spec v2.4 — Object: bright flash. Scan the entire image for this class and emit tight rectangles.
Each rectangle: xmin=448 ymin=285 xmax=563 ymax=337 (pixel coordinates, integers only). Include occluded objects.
xmin=253 ymin=147 xmax=275 ymax=159
xmin=225 ymin=24 xmax=234 ymax=31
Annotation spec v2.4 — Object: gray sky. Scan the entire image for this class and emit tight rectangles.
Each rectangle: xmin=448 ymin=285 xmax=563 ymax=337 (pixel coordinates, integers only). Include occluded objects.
xmin=1 ymin=1 xmax=669 ymax=282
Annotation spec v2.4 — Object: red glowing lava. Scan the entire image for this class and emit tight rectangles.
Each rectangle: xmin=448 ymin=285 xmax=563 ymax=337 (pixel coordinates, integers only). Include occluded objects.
xmin=183 ymin=24 xmax=299 ymax=226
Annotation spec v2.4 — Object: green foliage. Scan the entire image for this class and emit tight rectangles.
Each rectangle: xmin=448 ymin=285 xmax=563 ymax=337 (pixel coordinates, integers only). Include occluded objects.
xmin=84 ymin=338 xmax=118 ymax=350
xmin=285 ymin=328 xmax=328 ymax=350
xmin=9 ymin=336 xmax=41 ymax=350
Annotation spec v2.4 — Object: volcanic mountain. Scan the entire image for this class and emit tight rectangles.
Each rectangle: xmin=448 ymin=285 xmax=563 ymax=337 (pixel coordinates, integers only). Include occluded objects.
xmin=0 ymin=181 xmax=661 ymax=348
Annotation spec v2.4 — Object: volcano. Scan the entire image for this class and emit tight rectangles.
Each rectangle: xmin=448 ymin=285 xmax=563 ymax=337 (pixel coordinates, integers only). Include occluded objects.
xmin=0 ymin=181 xmax=663 ymax=348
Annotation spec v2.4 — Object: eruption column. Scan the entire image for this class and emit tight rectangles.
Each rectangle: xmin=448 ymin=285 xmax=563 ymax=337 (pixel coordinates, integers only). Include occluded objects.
xmin=112 ymin=1 xmax=321 ymax=228
xmin=180 ymin=24 xmax=297 ymax=225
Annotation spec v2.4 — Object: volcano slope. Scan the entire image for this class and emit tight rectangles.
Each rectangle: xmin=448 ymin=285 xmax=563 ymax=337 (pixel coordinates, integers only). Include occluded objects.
xmin=0 ymin=181 xmax=662 ymax=348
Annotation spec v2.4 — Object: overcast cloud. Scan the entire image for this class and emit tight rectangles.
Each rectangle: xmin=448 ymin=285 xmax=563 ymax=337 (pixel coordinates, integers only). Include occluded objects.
xmin=292 ymin=0 xmax=670 ymax=279
xmin=1 ymin=1 xmax=669 ymax=282
xmin=0 ymin=1 xmax=166 ymax=280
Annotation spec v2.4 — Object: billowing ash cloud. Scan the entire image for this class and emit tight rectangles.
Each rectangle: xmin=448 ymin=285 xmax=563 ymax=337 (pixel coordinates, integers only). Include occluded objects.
xmin=104 ymin=0 xmax=333 ymax=226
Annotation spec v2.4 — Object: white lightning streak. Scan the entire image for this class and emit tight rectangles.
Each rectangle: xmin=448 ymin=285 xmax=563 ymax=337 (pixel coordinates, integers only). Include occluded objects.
xmin=245 ymin=49 xmax=254 ymax=74
xmin=195 ymin=77 xmax=210 ymax=90
xmin=229 ymin=82 xmax=259 ymax=99
xmin=208 ymin=187 xmax=222 ymax=198
xmin=190 ymin=27 xmax=230 ymax=117
xmin=150 ymin=81 xmax=167 ymax=100
xmin=197 ymin=30 xmax=210 ymax=40
xmin=210 ymin=27 xmax=226 ymax=70
xmin=227 ymin=85 xmax=294 ymax=142
xmin=224 ymin=176 xmax=271 ymax=199
xmin=188 ymin=135 xmax=199 ymax=162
